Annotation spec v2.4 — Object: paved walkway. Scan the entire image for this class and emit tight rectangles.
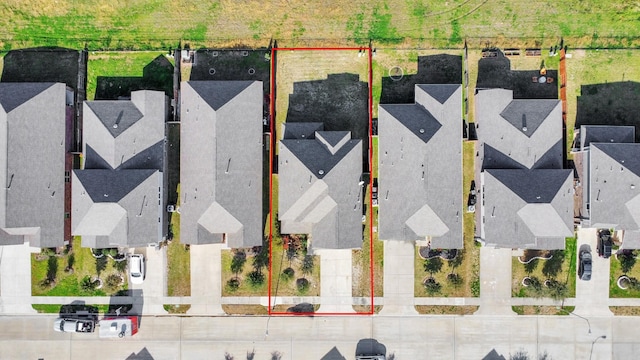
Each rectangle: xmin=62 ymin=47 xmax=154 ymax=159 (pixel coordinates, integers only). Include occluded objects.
xmin=379 ymin=240 xmax=418 ymax=315
xmin=574 ymin=227 xmax=614 ymax=317
xmin=315 ymin=249 xmax=354 ymax=313
xmin=475 ymin=247 xmax=516 ymax=316
xmin=187 ymin=243 xmax=224 ymax=315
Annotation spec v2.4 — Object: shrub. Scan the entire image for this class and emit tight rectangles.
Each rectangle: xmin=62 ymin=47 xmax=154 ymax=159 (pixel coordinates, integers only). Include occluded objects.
xmin=620 ymin=252 xmax=637 ymax=274
xmin=46 ymin=256 xmax=58 ymax=283
xmin=105 ymin=274 xmax=122 ymax=289
xmin=231 ymin=250 xmax=247 ymax=279
xmin=226 ymin=278 xmax=240 ymax=291
xmin=248 ymin=270 xmax=265 ymax=287
xmin=66 ymin=253 xmax=75 ymax=271
xmin=81 ymin=276 xmax=96 ymax=292
xmin=447 ymin=273 xmax=463 ymax=286
xmin=95 ymin=256 xmax=107 ymax=276
xmin=423 ymin=278 xmax=441 ymax=294
xmin=281 ymin=267 xmax=294 ymax=280
xmin=113 ymin=258 xmax=128 ymax=273
xmin=296 ymin=278 xmax=309 ymax=293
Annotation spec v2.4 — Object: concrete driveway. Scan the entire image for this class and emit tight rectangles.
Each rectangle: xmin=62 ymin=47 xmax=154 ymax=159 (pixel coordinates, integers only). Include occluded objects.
xmin=0 ymin=242 xmax=38 ymax=314
xmin=315 ymin=248 xmax=354 ymax=313
xmin=187 ymin=243 xmax=224 ymax=315
xmin=475 ymin=246 xmax=516 ymax=316
xmin=574 ymin=227 xmax=613 ymax=317
xmin=379 ymin=240 xmax=417 ymax=315
xmin=128 ymin=246 xmax=167 ymax=315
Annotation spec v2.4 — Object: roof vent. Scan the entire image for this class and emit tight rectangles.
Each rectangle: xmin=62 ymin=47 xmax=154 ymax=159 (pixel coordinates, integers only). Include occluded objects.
xmin=522 ymin=114 xmax=528 ymax=132
xmin=632 ymin=184 xmax=636 ymax=190
xmin=318 ymin=169 xmax=324 ymax=175
xmin=419 ymin=128 xmax=425 ymax=134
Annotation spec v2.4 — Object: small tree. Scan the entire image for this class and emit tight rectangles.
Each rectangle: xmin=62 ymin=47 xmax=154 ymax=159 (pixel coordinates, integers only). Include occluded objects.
xmin=286 ymin=245 xmax=297 ymax=267
xmin=448 ymin=250 xmax=464 ymax=275
xmin=423 ymin=257 xmax=443 ymax=279
xmin=253 ymin=248 xmax=269 ymax=274
xmin=248 ymin=270 xmax=265 ymax=287
xmin=231 ymin=250 xmax=247 ymax=280
xmin=620 ymin=252 xmax=636 ymax=274
xmin=46 ymin=256 xmax=58 ymax=284
xmin=423 ymin=278 xmax=441 ymax=294
xmin=95 ymin=255 xmax=107 ymax=277
xmin=113 ymin=258 xmax=128 ymax=273
xmin=66 ymin=253 xmax=75 ymax=271
xmin=81 ymin=275 xmax=97 ymax=292
xmin=301 ymin=255 xmax=314 ymax=279
xmin=281 ymin=267 xmax=294 ymax=280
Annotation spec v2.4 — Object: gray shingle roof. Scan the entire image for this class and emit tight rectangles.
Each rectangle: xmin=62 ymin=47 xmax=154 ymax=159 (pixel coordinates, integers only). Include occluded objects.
xmin=482 ymin=169 xmax=573 ymax=249
xmin=589 ymin=143 xmax=640 ymax=231
xmin=180 ymin=81 xmax=263 ymax=248
xmin=187 ymin=81 xmax=254 ymax=111
xmin=0 ymin=82 xmax=66 ymax=247
xmin=279 ymin=131 xmax=363 ymax=250
xmin=282 ymin=122 xmax=324 ymax=140
xmin=378 ymin=84 xmax=463 ymax=249
xmin=73 ymin=90 xmax=167 ymax=248
xmin=580 ymin=125 xmax=635 ymax=150
xmin=476 ymin=89 xmax=562 ymax=170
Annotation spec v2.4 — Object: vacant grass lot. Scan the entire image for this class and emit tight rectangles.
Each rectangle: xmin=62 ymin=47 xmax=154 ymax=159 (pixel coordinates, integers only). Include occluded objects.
xmin=1 ymin=1 xmax=639 ymax=49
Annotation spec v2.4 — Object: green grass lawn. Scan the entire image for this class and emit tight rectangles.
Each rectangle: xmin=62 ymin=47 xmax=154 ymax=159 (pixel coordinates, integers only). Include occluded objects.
xmin=511 ymin=237 xmax=577 ymax=299
xmin=1 ymin=1 xmax=639 ymax=49
xmin=166 ymin=185 xmax=190 ymax=297
xmin=86 ymin=51 xmax=168 ymax=100
xmin=610 ymin=252 xmax=640 ymax=298
xmin=32 ymin=238 xmax=128 ymax=297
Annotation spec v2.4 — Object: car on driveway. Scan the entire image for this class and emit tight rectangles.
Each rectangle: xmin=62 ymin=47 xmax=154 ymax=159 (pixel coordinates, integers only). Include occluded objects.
xmin=579 ymin=248 xmax=592 ymax=281
xmin=597 ymin=229 xmax=613 ymax=258
xmin=129 ymin=254 xmax=145 ymax=285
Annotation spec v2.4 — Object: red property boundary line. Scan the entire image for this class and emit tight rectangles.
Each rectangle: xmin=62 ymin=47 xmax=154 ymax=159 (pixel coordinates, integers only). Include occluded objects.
xmin=268 ymin=46 xmax=374 ymax=316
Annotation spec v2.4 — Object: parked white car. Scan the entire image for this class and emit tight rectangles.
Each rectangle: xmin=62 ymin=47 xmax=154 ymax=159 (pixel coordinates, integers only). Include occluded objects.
xmin=129 ymin=254 xmax=145 ymax=285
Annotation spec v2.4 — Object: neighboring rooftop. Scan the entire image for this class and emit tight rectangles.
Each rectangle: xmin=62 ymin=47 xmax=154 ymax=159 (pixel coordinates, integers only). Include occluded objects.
xmin=180 ymin=81 xmax=263 ymax=248
xmin=378 ymin=84 xmax=463 ymax=249
xmin=0 ymin=82 xmax=66 ymax=247
xmin=476 ymin=88 xmax=563 ymax=170
xmin=279 ymin=127 xmax=363 ymax=251
xmin=72 ymin=90 xmax=167 ymax=248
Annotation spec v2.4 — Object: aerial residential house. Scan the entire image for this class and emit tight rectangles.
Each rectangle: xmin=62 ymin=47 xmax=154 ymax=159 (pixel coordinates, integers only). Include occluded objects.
xmin=278 ymin=123 xmax=363 ymax=251
xmin=476 ymin=89 xmax=573 ymax=249
xmin=180 ymin=81 xmax=263 ymax=248
xmin=72 ymin=90 xmax=168 ymax=248
xmin=572 ymin=125 xmax=640 ymax=248
xmin=378 ymin=84 xmax=463 ymax=249
xmin=0 ymin=83 xmax=66 ymax=247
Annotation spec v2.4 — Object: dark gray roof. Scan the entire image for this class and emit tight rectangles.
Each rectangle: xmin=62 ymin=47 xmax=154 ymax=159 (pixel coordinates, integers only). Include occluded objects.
xmin=279 ymin=131 xmax=363 ymax=250
xmin=84 ymin=101 xmax=143 ymax=138
xmin=187 ymin=81 xmax=254 ymax=111
xmin=500 ymin=99 xmax=557 ymax=137
xmin=476 ymin=89 xmax=562 ymax=170
xmin=282 ymin=122 xmax=324 ymax=139
xmin=378 ymin=85 xmax=463 ymax=249
xmin=180 ymin=81 xmax=263 ymax=248
xmin=589 ymin=143 xmax=640 ymax=231
xmin=482 ymin=169 xmax=573 ymax=249
xmin=379 ymin=104 xmax=442 ymax=144
xmin=0 ymin=82 xmax=66 ymax=247
xmin=74 ymin=90 xmax=167 ymax=248
xmin=417 ymin=84 xmax=460 ymax=104
xmin=74 ymin=169 xmax=157 ymax=203
xmin=281 ymin=135 xmax=360 ymax=180
xmin=0 ymin=82 xmax=55 ymax=113
xmin=580 ymin=125 xmax=635 ymax=150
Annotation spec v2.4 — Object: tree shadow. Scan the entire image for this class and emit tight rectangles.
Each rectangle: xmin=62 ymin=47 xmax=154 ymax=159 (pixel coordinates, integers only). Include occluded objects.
xmin=58 ymin=300 xmax=99 ymax=321
xmin=476 ymin=49 xmax=558 ymax=99
xmin=286 ymin=73 xmax=369 ymax=171
xmin=95 ymin=55 xmax=173 ymax=100
xmin=380 ymin=54 xmax=462 ymax=104
xmin=542 ymin=250 xmax=565 ymax=279
xmin=576 ymin=81 xmax=640 ymax=142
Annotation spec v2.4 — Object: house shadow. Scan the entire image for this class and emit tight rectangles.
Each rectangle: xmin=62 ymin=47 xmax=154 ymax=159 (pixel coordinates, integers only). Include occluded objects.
xmin=476 ymin=49 xmax=558 ymax=99
xmin=482 ymin=349 xmax=507 ymax=360
xmin=321 ymin=346 xmax=346 ymax=360
xmin=95 ymin=55 xmax=173 ymax=100
xmin=380 ymin=54 xmax=463 ymax=104
xmin=576 ymin=81 xmax=640 ymax=142
xmin=1 ymin=47 xmax=80 ymax=91
xmin=125 ymin=347 xmax=155 ymax=360
xmin=286 ymin=73 xmax=369 ymax=171
xmin=355 ymin=339 xmax=386 ymax=358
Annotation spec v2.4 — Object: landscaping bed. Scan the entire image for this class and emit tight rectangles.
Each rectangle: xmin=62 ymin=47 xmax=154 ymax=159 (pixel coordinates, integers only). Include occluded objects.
xmin=415 ymin=305 xmax=478 ymax=315
xmin=610 ymin=249 xmax=640 ymax=298
xmin=31 ymin=237 xmax=128 ymax=297
xmin=512 ymin=237 xmax=577 ymax=299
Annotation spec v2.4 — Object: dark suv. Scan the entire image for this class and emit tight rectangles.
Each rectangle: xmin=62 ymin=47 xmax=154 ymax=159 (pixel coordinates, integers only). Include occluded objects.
xmin=579 ymin=248 xmax=592 ymax=281
xmin=597 ymin=229 xmax=613 ymax=258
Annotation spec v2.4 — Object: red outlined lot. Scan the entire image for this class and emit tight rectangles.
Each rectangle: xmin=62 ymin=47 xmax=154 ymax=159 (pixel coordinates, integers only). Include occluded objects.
xmin=268 ymin=47 xmax=374 ymax=316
